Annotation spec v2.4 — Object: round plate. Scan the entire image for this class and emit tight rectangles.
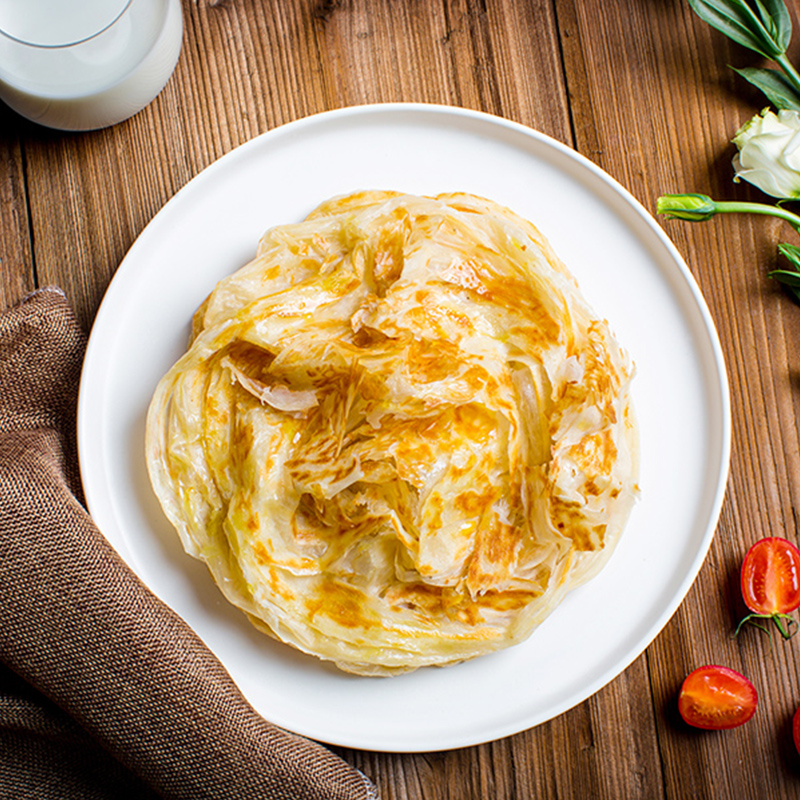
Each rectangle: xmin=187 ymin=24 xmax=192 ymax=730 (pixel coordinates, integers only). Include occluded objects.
xmin=78 ymin=103 xmax=730 ymax=752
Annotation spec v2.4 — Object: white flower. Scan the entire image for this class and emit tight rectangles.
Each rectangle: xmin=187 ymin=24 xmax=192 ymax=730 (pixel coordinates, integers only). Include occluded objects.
xmin=732 ymin=108 xmax=800 ymax=199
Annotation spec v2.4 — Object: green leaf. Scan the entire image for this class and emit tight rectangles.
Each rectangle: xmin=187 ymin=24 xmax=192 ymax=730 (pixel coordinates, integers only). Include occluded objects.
xmin=768 ymin=269 xmax=800 ymax=285
xmin=733 ymin=66 xmax=800 ymax=109
xmin=687 ymin=0 xmax=790 ymax=58
xmin=778 ymin=242 xmax=800 ymax=267
xmin=756 ymin=0 xmax=792 ymax=50
xmin=769 ymin=270 xmax=800 ymax=303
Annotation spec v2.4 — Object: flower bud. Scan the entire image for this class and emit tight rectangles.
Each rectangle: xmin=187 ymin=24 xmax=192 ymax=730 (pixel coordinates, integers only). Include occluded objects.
xmin=733 ymin=109 xmax=800 ymax=199
xmin=656 ymin=193 xmax=718 ymax=221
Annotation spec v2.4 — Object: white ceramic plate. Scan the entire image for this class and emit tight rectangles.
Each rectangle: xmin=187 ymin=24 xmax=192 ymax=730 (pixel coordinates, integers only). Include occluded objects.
xmin=78 ymin=103 xmax=730 ymax=753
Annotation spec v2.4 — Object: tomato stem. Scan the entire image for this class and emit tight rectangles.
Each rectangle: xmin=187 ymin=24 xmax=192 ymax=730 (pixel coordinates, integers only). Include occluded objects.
xmin=735 ymin=612 xmax=798 ymax=640
xmin=774 ymin=613 xmax=797 ymax=640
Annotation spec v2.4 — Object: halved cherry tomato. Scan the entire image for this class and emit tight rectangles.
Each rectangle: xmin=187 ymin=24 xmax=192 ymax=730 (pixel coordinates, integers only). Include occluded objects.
xmin=678 ymin=665 xmax=757 ymax=730
xmin=793 ymin=704 xmax=800 ymax=755
xmin=737 ymin=537 xmax=800 ymax=639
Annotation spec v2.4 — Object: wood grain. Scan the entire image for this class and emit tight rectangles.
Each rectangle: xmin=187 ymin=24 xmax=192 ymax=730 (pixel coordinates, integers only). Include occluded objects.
xmin=4 ymin=0 xmax=800 ymax=797
xmin=0 ymin=104 xmax=34 ymax=310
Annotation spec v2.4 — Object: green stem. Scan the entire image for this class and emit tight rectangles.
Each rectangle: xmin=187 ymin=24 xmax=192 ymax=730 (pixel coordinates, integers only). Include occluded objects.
xmin=712 ymin=200 xmax=800 ymax=230
xmin=774 ymin=613 xmax=798 ymax=640
xmin=776 ymin=53 xmax=800 ymax=98
xmin=734 ymin=611 xmax=798 ymax=640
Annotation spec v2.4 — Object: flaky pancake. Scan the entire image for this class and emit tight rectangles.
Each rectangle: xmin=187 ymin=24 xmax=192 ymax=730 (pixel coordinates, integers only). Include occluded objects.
xmin=145 ymin=191 xmax=639 ymax=676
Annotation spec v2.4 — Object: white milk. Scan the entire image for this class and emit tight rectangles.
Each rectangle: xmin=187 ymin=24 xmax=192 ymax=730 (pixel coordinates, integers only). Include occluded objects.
xmin=0 ymin=0 xmax=183 ymax=131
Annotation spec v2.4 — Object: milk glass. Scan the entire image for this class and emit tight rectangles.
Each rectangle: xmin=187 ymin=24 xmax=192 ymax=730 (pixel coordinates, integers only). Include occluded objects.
xmin=0 ymin=0 xmax=183 ymax=131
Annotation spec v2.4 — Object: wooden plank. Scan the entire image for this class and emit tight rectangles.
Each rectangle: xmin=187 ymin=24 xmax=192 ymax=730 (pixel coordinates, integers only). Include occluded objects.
xmin=0 ymin=105 xmax=35 ymax=311
xmin=22 ymin=80 xmax=199 ymax=330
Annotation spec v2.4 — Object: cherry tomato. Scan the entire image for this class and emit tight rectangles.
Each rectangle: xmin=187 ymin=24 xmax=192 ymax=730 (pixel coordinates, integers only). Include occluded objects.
xmin=794 ymin=705 xmax=800 ymax=755
xmin=737 ymin=537 xmax=800 ymax=639
xmin=678 ymin=665 xmax=757 ymax=730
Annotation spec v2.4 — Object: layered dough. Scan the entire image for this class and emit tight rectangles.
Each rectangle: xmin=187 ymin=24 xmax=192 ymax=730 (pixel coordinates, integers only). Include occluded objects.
xmin=146 ymin=191 xmax=639 ymax=675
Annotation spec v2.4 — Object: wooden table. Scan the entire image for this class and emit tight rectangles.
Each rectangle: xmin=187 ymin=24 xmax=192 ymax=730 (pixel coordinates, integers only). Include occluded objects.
xmin=3 ymin=1 xmax=800 ymax=798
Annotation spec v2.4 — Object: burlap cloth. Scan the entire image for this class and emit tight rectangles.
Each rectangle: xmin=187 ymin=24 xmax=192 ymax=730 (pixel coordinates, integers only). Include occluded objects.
xmin=0 ymin=288 xmax=379 ymax=800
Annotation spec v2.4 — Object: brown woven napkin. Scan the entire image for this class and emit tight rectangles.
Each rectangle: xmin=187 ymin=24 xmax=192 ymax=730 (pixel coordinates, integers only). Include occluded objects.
xmin=0 ymin=288 xmax=379 ymax=800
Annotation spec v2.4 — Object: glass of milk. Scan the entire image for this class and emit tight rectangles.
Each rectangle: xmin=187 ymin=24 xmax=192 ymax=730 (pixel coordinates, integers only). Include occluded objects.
xmin=0 ymin=0 xmax=183 ymax=131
